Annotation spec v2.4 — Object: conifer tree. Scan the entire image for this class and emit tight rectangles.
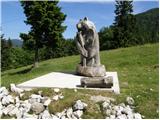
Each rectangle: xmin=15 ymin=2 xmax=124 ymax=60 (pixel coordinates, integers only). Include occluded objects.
xmin=113 ymin=0 xmax=136 ymax=48
xmin=20 ymin=1 xmax=66 ymax=67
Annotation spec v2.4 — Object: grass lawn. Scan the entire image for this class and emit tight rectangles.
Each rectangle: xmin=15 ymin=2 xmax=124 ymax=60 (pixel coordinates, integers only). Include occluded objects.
xmin=1 ymin=43 xmax=159 ymax=118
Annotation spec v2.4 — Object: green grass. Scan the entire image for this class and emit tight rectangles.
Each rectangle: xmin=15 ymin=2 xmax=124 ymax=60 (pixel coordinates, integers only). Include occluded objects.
xmin=1 ymin=43 xmax=159 ymax=118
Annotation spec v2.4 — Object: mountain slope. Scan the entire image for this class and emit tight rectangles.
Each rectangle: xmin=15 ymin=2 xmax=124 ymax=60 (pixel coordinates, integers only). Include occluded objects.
xmin=135 ymin=8 xmax=159 ymax=43
xmin=11 ymin=39 xmax=23 ymax=47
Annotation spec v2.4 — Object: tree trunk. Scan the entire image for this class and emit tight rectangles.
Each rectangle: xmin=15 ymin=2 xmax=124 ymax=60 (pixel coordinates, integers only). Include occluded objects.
xmin=34 ymin=45 xmax=39 ymax=68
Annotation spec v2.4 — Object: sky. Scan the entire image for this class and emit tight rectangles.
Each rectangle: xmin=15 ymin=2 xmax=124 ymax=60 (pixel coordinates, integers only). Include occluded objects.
xmin=1 ymin=0 xmax=159 ymax=39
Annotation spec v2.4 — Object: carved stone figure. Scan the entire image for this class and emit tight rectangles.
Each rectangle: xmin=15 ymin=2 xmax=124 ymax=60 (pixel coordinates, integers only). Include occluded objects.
xmin=76 ymin=17 xmax=106 ymax=77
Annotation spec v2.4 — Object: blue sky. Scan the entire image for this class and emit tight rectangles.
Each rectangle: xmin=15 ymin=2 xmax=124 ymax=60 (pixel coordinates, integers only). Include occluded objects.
xmin=1 ymin=0 xmax=159 ymax=39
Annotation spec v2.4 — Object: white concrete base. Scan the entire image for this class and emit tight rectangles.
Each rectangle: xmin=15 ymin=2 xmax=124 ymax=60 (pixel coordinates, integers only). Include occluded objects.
xmin=17 ymin=72 xmax=120 ymax=94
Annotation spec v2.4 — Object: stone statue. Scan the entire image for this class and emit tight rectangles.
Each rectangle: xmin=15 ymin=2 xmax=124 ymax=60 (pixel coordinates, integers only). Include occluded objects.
xmin=76 ymin=17 xmax=106 ymax=77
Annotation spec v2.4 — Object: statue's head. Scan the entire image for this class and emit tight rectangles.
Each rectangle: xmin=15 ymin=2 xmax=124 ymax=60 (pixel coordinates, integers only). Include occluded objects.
xmin=76 ymin=17 xmax=96 ymax=33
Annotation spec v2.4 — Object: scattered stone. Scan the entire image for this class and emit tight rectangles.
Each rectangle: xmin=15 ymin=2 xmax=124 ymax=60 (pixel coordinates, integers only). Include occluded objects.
xmin=51 ymin=114 xmax=59 ymax=119
xmin=31 ymin=102 xmax=45 ymax=114
xmin=15 ymin=96 xmax=20 ymax=103
xmin=2 ymin=96 xmax=10 ymax=105
xmin=74 ymin=89 xmax=77 ymax=92
xmin=23 ymin=113 xmax=37 ymax=119
xmin=52 ymin=95 xmax=59 ymax=101
xmin=66 ymin=107 xmax=73 ymax=118
xmin=59 ymin=95 xmax=64 ymax=99
xmin=126 ymin=96 xmax=134 ymax=105
xmin=7 ymin=95 xmax=14 ymax=103
xmin=117 ymin=114 xmax=127 ymax=119
xmin=19 ymin=93 xmax=24 ymax=99
xmin=30 ymin=94 xmax=42 ymax=99
xmin=0 ymin=87 xmax=9 ymax=97
xmin=39 ymin=110 xmax=51 ymax=119
xmin=2 ymin=104 xmax=15 ymax=115
xmin=10 ymin=84 xmax=24 ymax=94
xmin=150 ymin=88 xmax=153 ymax=91
xmin=110 ymin=115 xmax=115 ymax=119
xmin=73 ymin=100 xmax=87 ymax=111
xmin=8 ymin=107 xmax=19 ymax=116
xmin=105 ymin=109 xmax=111 ymax=116
xmin=0 ymin=110 xmax=2 ymax=118
xmin=15 ymin=109 xmax=22 ymax=119
xmin=102 ymin=101 xmax=110 ymax=110
xmin=73 ymin=110 xmax=83 ymax=118
xmin=44 ymin=98 xmax=51 ymax=106
xmin=54 ymin=88 xmax=60 ymax=93
xmin=134 ymin=113 xmax=142 ymax=119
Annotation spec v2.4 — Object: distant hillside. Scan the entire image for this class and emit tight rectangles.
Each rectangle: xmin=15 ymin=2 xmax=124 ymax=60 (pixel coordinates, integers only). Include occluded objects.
xmin=11 ymin=39 xmax=23 ymax=47
xmin=135 ymin=8 xmax=159 ymax=43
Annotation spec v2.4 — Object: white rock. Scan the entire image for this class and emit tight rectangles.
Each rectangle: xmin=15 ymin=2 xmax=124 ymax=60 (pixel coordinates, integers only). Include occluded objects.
xmin=31 ymin=102 xmax=45 ymax=114
xmin=54 ymin=88 xmax=60 ymax=93
xmin=116 ymin=109 xmax=122 ymax=116
xmin=110 ymin=109 xmax=116 ymax=115
xmin=51 ymin=114 xmax=59 ymax=119
xmin=53 ymin=95 xmax=59 ymax=101
xmin=66 ymin=107 xmax=73 ymax=118
xmin=102 ymin=101 xmax=110 ymax=110
xmin=116 ymin=114 xmax=127 ymax=119
xmin=0 ymin=87 xmax=8 ymax=95
xmin=41 ymin=97 xmax=49 ymax=103
xmin=113 ymin=105 xmax=119 ymax=111
xmin=73 ymin=100 xmax=87 ymax=110
xmin=8 ymin=107 xmax=19 ymax=116
xmin=10 ymin=84 xmax=24 ymax=94
xmin=122 ymin=105 xmax=132 ymax=115
xmin=61 ymin=115 xmax=66 ymax=119
xmin=30 ymin=94 xmax=42 ymax=99
xmin=59 ymin=95 xmax=64 ymax=99
xmin=110 ymin=115 xmax=116 ymax=119
xmin=55 ymin=112 xmax=62 ymax=118
xmin=23 ymin=100 xmax=31 ymax=113
xmin=134 ymin=113 xmax=142 ymax=119
xmin=19 ymin=93 xmax=24 ymax=98
xmin=119 ymin=103 xmax=125 ymax=108
xmin=0 ymin=109 xmax=2 ymax=118
xmin=2 ymin=96 xmax=10 ymax=105
xmin=105 ymin=109 xmax=111 ymax=116
xmin=7 ymin=95 xmax=14 ymax=103
xmin=29 ymin=98 xmax=37 ymax=103
xmin=15 ymin=109 xmax=22 ymax=119
xmin=74 ymin=89 xmax=77 ymax=92
xmin=39 ymin=110 xmax=51 ymax=119
xmin=0 ymin=87 xmax=5 ymax=93
xmin=23 ymin=113 xmax=38 ymax=119
xmin=44 ymin=98 xmax=51 ymax=106
xmin=127 ymin=113 xmax=134 ymax=119
xmin=73 ymin=110 xmax=83 ymax=118
xmin=126 ymin=96 xmax=134 ymax=105
xmin=15 ymin=96 xmax=20 ymax=103
xmin=105 ymin=116 xmax=110 ymax=119
xmin=2 ymin=104 xmax=15 ymax=115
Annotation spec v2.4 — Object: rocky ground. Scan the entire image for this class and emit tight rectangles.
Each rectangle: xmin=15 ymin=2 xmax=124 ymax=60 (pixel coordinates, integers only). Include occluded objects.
xmin=0 ymin=84 xmax=143 ymax=119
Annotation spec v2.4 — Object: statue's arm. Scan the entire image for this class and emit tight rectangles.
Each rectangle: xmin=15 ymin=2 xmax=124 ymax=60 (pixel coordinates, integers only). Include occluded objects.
xmin=76 ymin=32 xmax=88 ymax=57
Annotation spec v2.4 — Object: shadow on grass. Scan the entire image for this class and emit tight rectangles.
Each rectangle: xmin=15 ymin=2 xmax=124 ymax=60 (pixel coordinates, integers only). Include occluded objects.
xmin=9 ymin=66 xmax=34 ymax=75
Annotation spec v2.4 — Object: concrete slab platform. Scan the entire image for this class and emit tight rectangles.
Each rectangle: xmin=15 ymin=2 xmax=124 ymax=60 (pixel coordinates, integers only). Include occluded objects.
xmin=17 ymin=72 xmax=120 ymax=94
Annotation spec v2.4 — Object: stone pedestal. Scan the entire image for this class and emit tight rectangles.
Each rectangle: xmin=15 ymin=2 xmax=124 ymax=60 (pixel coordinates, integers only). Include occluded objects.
xmin=81 ymin=76 xmax=113 ymax=88
xmin=76 ymin=64 xmax=106 ymax=77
